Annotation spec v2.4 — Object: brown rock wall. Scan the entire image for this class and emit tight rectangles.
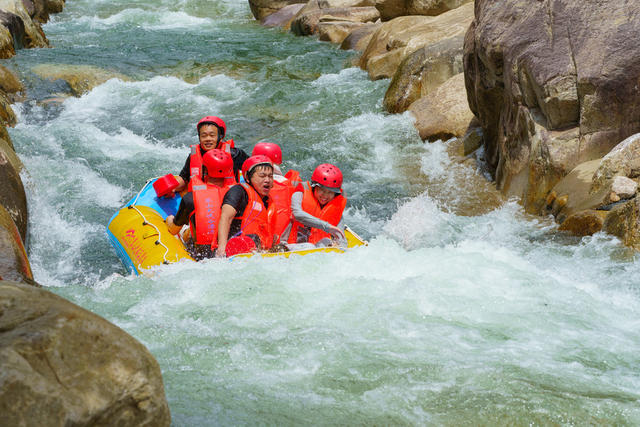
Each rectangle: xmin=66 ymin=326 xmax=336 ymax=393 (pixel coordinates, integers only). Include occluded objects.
xmin=464 ymin=0 xmax=640 ymax=213
xmin=0 ymin=136 xmax=27 ymax=242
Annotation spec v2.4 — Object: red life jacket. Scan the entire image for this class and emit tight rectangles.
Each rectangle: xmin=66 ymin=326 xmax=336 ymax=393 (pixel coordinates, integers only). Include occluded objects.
xmin=189 ymin=176 xmax=232 ymax=248
xmin=235 ymin=183 xmax=275 ymax=249
xmin=269 ymin=169 xmax=302 ymax=242
xmin=189 ymin=139 xmax=236 ymax=189
xmin=287 ymin=181 xmax=347 ymax=244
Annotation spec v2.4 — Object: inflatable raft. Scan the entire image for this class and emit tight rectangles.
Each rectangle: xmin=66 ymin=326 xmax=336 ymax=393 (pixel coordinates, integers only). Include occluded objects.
xmin=107 ymin=177 xmax=367 ymax=275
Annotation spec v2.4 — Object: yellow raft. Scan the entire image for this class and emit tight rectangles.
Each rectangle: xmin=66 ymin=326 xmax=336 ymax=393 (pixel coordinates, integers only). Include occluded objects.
xmin=107 ymin=177 xmax=367 ymax=275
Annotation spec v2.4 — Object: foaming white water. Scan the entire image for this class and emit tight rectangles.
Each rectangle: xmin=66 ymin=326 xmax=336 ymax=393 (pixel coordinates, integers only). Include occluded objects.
xmin=63 ymin=224 xmax=640 ymax=423
xmin=383 ymin=192 xmax=452 ymax=249
xmin=92 ymin=8 xmax=213 ymax=30
xmin=60 ymin=76 xmax=246 ymax=126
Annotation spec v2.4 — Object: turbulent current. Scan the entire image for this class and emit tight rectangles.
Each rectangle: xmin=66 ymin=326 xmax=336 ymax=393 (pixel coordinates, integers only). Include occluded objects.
xmin=7 ymin=0 xmax=640 ymax=424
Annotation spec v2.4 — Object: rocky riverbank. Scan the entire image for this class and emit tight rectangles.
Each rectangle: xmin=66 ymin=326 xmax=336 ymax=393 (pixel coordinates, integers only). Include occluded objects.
xmin=0 ymin=1 xmax=170 ymax=424
xmin=252 ymin=0 xmax=640 ymax=247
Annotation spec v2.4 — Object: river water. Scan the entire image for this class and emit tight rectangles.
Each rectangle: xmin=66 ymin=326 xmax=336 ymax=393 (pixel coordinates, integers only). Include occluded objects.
xmin=6 ymin=0 xmax=640 ymax=424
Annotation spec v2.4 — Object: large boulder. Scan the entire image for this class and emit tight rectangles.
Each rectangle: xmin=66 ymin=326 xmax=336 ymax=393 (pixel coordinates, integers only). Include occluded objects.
xmin=0 ymin=136 xmax=27 ymax=242
xmin=602 ymin=197 xmax=640 ymax=249
xmin=318 ymin=20 xmax=368 ymax=44
xmin=0 ymin=64 xmax=24 ymax=100
xmin=290 ymin=6 xmax=379 ymax=36
xmin=0 ymin=281 xmax=171 ymax=426
xmin=339 ymin=22 xmax=380 ymax=51
xmin=249 ymin=0 xmax=307 ymax=21
xmin=0 ymin=205 xmax=32 ymax=283
xmin=464 ymin=0 xmax=640 ymax=213
xmin=261 ymin=3 xmax=305 ymax=28
xmin=408 ymin=72 xmax=475 ymax=142
xmin=0 ymin=0 xmax=49 ymax=48
xmin=591 ymin=133 xmax=640 ymax=193
xmin=0 ymin=13 xmax=18 ymax=57
xmin=359 ymin=2 xmax=473 ymax=80
xmin=0 ymin=91 xmax=16 ymax=126
xmin=384 ymin=33 xmax=464 ymax=113
xmin=374 ymin=0 xmax=472 ymax=21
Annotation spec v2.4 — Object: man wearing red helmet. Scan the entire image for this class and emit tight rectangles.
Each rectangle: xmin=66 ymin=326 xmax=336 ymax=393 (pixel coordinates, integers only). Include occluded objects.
xmin=216 ymin=155 xmax=276 ymax=257
xmin=252 ymin=142 xmax=302 ymax=242
xmin=174 ymin=116 xmax=249 ymax=194
xmin=282 ymin=163 xmax=347 ymax=248
xmin=166 ymin=149 xmax=236 ymax=259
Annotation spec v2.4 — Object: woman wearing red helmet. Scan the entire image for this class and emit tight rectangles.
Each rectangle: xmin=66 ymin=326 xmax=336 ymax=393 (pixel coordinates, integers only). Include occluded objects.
xmin=173 ymin=115 xmax=249 ymax=194
xmin=166 ymin=149 xmax=236 ymax=259
xmin=216 ymin=155 xmax=277 ymax=257
xmin=282 ymin=163 xmax=347 ymax=248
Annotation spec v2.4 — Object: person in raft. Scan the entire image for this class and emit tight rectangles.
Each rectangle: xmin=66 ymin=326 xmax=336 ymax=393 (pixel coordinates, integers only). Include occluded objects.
xmin=165 ymin=149 xmax=236 ymax=260
xmin=173 ymin=115 xmax=249 ymax=193
xmin=216 ymin=155 xmax=277 ymax=257
xmin=251 ymin=142 xmax=301 ymax=243
xmin=280 ymin=163 xmax=347 ymax=249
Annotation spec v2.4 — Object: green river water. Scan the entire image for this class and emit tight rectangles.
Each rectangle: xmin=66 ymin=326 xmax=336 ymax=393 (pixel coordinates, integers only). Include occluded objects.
xmin=5 ymin=0 xmax=640 ymax=424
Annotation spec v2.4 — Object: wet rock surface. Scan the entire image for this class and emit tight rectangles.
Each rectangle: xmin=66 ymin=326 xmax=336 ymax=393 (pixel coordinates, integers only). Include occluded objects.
xmin=0 ymin=281 xmax=171 ymax=427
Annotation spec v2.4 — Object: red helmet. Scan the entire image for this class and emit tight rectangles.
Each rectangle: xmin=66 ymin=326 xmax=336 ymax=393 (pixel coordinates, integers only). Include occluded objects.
xmin=197 ymin=116 xmax=226 ymax=140
xmin=252 ymin=142 xmax=282 ymax=165
xmin=242 ymin=155 xmax=273 ymax=181
xmin=311 ymin=163 xmax=342 ymax=193
xmin=202 ymin=149 xmax=233 ymax=178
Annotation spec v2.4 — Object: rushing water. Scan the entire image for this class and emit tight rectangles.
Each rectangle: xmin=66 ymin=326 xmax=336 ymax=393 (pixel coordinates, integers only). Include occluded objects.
xmin=6 ymin=0 xmax=640 ymax=424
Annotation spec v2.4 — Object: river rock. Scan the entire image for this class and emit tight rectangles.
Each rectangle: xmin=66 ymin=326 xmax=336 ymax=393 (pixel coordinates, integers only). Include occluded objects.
xmin=0 ymin=205 xmax=32 ymax=283
xmin=249 ymin=0 xmax=307 ymax=21
xmin=602 ymin=197 xmax=640 ymax=249
xmin=31 ymin=64 xmax=130 ymax=96
xmin=0 ymin=19 xmax=15 ymax=57
xmin=0 ymin=281 xmax=171 ymax=426
xmin=408 ymin=72 xmax=474 ymax=142
xmin=464 ymin=0 xmax=640 ymax=215
xmin=374 ymin=0 xmax=472 ymax=21
xmin=359 ymin=2 xmax=472 ymax=80
xmin=0 ymin=91 xmax=16 ymax=126
xmin=339 ymin=22 xmax=380 ymax=51
xmin=261 ymin=3 xmax=305 ymax=28
xmin=290 ymin=6 xmax=379 ymax=36
xmin=0 ymin=123 xmax=12 ymax=150
xmin=610 ymin=176 xmax=638 ymax=200
xmin=318 ymin=19 xmax=367 ymax=43
xmin=558 ymin=209 xmax=607 ymax=237
xmin=0 ymin=64 xmax=23 ymax=99
xmin=546 ymin=159 xmax=612 ymax=224
xmin=384 ymin=33 xmax=464 ymax=113
xmin=591 ymin=133 xmax=640 ymax=193
xmin=0 ymin=0 xmax=49 ymax=48
xmin=0 ymin=136 xmax=27 ymax=242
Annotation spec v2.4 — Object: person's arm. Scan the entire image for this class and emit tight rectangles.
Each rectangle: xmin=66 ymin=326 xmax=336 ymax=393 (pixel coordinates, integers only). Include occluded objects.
xmin=165 ymin=215 xmax=182 ymax=235
xmin=174 ymin=156 xmax=191 ymax=193
xmin=290 ymin=192 xmax=344 ymax=239
xmin=165 ymin=194 xmax=193 ymax=235
xmin=216 ymin=204 xmax=237 ymax=257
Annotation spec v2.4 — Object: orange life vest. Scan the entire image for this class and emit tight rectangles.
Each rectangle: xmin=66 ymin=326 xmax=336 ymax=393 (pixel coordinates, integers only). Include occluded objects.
xmin=235 ymin=183 xmax=275 ymax=249
xmin=287 ymin=181 xmax=347 ymax=244
xmin=189 ymin=176 xmax=232 ymax=248
xmin=189 ymin=139 xmax=237 ymax=189
xmin=268 ymin=169 xmax=302 ymax=242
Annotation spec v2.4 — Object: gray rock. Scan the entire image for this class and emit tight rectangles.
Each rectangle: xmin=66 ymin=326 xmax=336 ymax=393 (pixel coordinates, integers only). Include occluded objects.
xmin=0 ymin=281 xmax=171 ymax=426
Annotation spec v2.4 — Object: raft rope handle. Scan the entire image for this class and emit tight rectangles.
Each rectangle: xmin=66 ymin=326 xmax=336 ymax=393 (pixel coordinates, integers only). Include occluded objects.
xmin=128 ymin=177 xmax=172 ymax=268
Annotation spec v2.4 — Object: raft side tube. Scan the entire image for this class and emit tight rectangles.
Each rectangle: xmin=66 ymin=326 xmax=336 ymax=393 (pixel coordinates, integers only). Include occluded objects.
xmin=107 ymin=205 xmax=193 ymax=275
